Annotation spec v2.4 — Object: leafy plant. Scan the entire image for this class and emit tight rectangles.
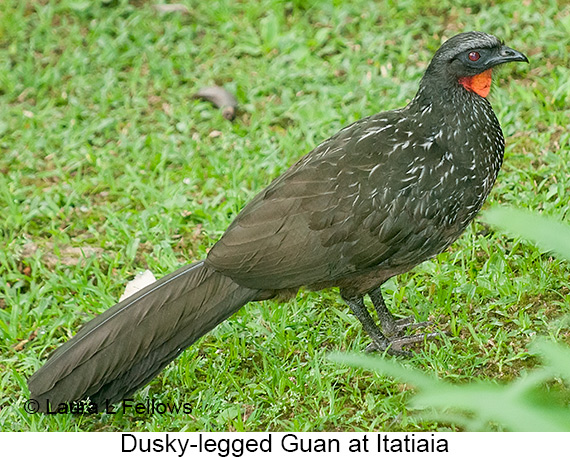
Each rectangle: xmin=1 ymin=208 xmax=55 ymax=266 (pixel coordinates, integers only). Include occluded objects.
xmin=483 ymin=207 xmax=570 ymax=261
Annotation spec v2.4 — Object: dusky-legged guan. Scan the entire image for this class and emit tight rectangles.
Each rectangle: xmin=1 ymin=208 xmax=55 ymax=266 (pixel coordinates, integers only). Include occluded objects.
xmin=28 ymin=32 xmax=528 ymax=411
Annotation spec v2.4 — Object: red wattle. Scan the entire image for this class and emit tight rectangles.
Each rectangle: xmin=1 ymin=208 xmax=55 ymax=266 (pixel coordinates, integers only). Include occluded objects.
xmin=458 ymin=69 xmax=493 ymax=97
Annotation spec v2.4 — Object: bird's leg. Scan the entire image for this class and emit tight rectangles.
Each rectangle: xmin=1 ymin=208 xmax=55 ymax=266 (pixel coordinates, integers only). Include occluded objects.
xmin=343 ymin=295 xmax=396 ymax=354
xmin=368 ymin=287 xmax=428 ymax=338
xmin=343 ymin=291 xmax=441 ymax=356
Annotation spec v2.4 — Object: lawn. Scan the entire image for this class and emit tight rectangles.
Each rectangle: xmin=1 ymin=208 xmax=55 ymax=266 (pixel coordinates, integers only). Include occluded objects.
xmin=1 ymin=0 xmax=569 ymax=431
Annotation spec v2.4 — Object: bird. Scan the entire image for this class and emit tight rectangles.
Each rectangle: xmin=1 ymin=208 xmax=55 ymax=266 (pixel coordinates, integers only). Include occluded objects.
xmin=28 ymin=31 xmax=528 ymax=412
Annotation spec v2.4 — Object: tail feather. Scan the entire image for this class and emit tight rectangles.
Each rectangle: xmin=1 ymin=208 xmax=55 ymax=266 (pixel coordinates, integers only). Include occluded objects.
xmin=28 ymin=261 xmax=259 ymax=411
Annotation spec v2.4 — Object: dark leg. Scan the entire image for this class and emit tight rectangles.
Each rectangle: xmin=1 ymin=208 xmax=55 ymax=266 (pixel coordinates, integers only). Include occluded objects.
xmin=368 ymin=287 xmax=428 ymax=338
xmin=344 ymin=295 xmax=392 ymax=352
xmin=342 ymin=292 xmax=439 ymax=356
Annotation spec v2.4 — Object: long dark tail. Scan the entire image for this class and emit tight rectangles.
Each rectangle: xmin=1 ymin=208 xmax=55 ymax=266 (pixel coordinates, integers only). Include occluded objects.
xmin=28 ymin=261 xmax=259 ymax=411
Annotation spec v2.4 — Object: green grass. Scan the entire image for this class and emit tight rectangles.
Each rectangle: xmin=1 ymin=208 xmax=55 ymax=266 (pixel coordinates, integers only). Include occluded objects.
xmin=332 ymin=208 xmax=570 ymax=432
xmin=1 ymin=0 xmax=569 ymax=431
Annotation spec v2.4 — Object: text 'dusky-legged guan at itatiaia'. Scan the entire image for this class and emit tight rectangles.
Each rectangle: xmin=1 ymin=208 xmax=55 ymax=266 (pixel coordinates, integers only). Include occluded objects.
xmin=28 ymin=32 xmax=528 ymax=411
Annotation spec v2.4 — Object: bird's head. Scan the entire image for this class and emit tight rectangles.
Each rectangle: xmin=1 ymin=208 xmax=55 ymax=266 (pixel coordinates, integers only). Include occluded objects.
xmin=421 ymin=31 xmax=528 ymax=98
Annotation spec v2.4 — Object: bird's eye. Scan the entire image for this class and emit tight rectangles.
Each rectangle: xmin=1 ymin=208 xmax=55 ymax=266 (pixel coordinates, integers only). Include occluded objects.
xmin=468 ymin=51 xmax=480 ymax=61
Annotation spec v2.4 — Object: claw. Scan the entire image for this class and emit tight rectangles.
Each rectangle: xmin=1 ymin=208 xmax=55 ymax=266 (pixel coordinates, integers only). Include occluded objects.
xmin=381 ymin=316 xmax=431 ymax=338
xmin=343 ymin=290 xmax=446 ymax=358
xmin=365 ymin=331 xmax=444 ymax=356
xmin=364 ymin=342 xmax=412 ymax=356
xmin=368 ymin=287 xmax=432 ymax=338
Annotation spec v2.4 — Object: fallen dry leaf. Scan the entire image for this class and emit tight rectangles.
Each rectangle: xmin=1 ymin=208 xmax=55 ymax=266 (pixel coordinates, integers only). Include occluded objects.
xmin=193 ymin=86 xmax=238 ymax=120
xmin=13 ymin=339 xmax=28 ymax=351
xmin=14 ymin=329 xmax=39 ymax=351
xmin=120 ymin=270 xmax=157 ymax=301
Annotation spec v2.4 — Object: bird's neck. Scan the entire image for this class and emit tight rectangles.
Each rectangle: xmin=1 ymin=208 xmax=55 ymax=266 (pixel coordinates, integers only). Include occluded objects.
xmin=408 ymin=77 xmax=493 ymax=117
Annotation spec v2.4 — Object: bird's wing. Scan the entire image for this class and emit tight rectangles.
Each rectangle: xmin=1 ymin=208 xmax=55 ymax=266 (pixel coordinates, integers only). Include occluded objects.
xmin=206 ymin=112 xmax=453 ymax=291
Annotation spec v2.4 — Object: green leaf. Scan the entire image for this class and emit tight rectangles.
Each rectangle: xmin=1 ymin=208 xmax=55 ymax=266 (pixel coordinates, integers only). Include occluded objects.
xmin=328 ymin=352 xmax=440 ymax=391
xmin=330 ymin=350 xmax=570 ymax=431
xmin=530 ymin=338 xmax=570 ymax=382
xmin=482 ymin=207 xmax=570 ymax=261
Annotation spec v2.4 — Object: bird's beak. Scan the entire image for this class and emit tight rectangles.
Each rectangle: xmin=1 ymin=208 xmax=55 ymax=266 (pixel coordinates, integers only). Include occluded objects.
xmin=489 ymin=45 xmax=529 ymax=66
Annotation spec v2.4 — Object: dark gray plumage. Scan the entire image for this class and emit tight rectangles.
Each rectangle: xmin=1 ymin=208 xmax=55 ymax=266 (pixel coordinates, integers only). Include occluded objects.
xmin=28 ymin=32 xmax=528 ymax=411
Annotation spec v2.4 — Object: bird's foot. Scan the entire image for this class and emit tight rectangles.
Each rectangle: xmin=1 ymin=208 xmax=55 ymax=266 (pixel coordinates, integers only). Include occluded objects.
xmin=381 ymin=316 xmax=429 ymax=338
xmin=365 ymin=330 xmax=444 ymax=356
